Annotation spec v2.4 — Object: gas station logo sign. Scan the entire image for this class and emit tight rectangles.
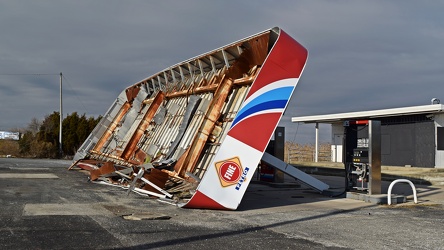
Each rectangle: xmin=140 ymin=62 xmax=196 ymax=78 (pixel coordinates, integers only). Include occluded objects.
xmin=215 ymin=157 xmax=243 ymax=187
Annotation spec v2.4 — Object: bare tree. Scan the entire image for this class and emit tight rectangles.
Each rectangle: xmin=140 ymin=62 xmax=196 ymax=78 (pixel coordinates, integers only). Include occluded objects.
xmin=27 ymin=117 xmax=42 ymax=135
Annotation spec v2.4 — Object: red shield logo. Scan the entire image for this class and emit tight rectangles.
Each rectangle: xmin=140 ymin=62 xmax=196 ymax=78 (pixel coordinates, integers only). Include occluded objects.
xmin=214 ymin=157 xmax=243 ymax=187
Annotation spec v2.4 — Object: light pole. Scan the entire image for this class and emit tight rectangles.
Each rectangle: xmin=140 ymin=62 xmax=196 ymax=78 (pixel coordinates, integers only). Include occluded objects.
xmin=59 ymin=72 xmax=63 ymax=157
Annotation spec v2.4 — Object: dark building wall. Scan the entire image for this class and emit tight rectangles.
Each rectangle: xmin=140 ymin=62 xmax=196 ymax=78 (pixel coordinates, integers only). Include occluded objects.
xmin=381 ymin=121 xmax=435 ymax=168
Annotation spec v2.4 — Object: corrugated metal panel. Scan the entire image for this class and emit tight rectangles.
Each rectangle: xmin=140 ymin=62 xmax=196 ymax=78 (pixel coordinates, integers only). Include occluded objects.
xmin=71 ymin=28 xmax=272 ymax=193
xmin=358 ymin=122 xmax=434 ymax=167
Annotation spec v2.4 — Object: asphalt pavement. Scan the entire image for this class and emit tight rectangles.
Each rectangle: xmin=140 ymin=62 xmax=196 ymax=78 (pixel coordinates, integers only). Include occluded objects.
xmin=1 ymin=158 xmax=444 ymax=249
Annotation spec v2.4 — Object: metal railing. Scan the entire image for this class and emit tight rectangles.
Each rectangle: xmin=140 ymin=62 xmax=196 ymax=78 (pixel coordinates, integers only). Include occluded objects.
xmin=387 ymin=179 xmax=418 ymax=205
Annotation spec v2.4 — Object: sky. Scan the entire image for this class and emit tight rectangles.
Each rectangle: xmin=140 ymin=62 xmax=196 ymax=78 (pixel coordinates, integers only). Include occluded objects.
xmin=1 ymin=1 xmax=444 ymax=144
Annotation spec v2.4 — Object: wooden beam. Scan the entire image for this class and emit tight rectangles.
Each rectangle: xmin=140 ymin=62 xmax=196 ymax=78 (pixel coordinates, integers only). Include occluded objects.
xmin=93 ymin=102 xmax=131 ymax=152
xmin=120 ymin=91 xmax=165 ymax=160
xmin=174 ymin=76 xmax=234 ymax=177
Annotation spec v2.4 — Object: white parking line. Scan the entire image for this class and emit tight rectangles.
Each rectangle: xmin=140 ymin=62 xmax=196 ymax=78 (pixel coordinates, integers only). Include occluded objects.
xmin=0 ymin=173 xmax=59 ymax=179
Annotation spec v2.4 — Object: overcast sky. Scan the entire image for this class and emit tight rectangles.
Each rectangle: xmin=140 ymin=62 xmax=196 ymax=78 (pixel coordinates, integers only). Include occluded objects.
xmin=1 ymin=1 xmax=444 ymax=144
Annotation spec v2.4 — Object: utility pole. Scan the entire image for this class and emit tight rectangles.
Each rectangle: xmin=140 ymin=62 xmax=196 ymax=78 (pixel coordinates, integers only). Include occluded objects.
xmin=59 ymin=72 xmax=63 ymax=157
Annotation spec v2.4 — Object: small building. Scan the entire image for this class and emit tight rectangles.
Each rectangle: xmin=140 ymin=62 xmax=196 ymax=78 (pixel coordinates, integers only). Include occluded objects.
xmin=291 ymin=102 xmax=444 ymax=168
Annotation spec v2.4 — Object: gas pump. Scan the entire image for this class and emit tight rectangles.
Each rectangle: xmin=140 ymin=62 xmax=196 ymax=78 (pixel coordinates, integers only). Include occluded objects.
xmin=343 ymin=120 xmax=381 ymax=195
xmin=259 ymin=127 xmax=285 ymax=183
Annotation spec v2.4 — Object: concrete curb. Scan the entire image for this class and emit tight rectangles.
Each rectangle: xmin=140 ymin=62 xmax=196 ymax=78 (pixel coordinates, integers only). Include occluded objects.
xmin=294 ymin=165 xmax=444 ymax=186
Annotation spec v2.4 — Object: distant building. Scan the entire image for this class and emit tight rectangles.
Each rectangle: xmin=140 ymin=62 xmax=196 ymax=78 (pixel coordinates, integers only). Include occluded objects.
xmin=0 ymin=131 xmax=20 ymax=140
xmin=292 ymin=103 xmax=444 ymax=168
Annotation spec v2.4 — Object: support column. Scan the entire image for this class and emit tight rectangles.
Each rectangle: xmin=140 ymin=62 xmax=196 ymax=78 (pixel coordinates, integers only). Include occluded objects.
xmin=315 ymin=122 xmax=319 ymax=162
xmin=369 ymin=120 xmax=381 ymax=195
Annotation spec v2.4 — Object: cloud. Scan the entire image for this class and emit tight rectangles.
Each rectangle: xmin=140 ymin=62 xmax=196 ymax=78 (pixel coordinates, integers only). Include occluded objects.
xmin=1 ymin=1 xmax=444 ymax=144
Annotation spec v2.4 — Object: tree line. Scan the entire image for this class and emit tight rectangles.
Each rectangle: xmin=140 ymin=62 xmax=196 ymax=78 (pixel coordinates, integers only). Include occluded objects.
xmin=1 ymin=112 xmax=101 ymax=158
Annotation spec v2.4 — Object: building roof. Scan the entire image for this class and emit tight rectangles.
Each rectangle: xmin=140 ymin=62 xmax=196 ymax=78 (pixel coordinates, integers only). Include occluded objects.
xmin=291 ymin=104 xmax=444 ymax=124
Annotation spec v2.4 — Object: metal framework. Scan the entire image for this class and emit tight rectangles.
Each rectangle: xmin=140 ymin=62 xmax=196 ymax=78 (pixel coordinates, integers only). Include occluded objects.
xmin=70 ymin=27 xmax=308 ymax=210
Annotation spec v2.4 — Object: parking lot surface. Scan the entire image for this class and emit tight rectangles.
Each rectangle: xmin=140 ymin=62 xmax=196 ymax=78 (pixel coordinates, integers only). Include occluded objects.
xmin=1 ymin=158 xmax=443 ymax=249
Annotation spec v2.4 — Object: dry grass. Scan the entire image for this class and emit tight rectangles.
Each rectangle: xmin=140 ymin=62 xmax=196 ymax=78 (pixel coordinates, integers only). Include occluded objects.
xmin=0 ymin=140 xmax=19 ymax=157
xmin=285 ymin=142 xmax=332 ymax=163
